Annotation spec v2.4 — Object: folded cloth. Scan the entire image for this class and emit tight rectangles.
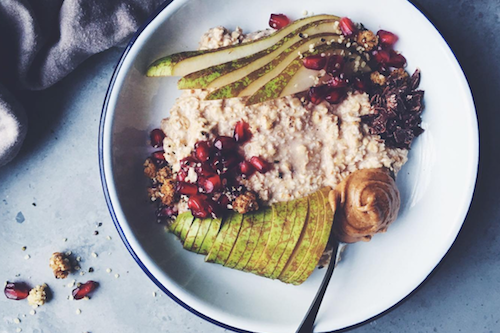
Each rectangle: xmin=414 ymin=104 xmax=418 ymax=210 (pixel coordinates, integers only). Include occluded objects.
xmin=0 ymin=0 xmax=165 ymax=166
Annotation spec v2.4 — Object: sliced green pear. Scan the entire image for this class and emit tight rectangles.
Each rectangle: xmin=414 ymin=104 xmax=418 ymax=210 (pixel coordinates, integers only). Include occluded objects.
xmin=278 ymin=191 xmax=321 ymax=284
xmin=183 ymin=217 xmax=203 ymax=251
xmin=191 ymin=217 xmax=212 ymax=254
xmin=246 ymin=47 xmax=371 ymax=105
xmin=285 ymin=189 xmax=326 ymax=284
xmin=258 ymin=200 xmax=296 ymax=278
xmin=198 ymin=217 xmax=222 ymax=255
xmin=224 ymin=212 xmax=254 ymax=269
xmin=147 ymin=14 xmax=339 ymax=77
xmin=214 ymin=213 xmax=244 ymax=265
xmin=242 ymin=208 xmax=273 ymax=272
xmin=248 ymin=201 xmax=289 ymax=276
xmin=205 ymin=216 xmax=231 ymax=263
xmin=178 ymin=19 xmax=340 ymax=89
xmin=292 ymin=187 xmax=335 ymax=285
xmin=234 ymin=209 xmax=267 ymax=271
xmin=206 ymin=34 xmax=340 ymax=100
xmin=270 ymin=196 xmax=309 ymax=279
xmin=171 ymin=211 xmax=193 ymax=237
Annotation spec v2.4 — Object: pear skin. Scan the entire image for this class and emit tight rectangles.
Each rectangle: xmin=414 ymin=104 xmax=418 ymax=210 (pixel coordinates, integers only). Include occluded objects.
xmin=242 ymin=207 xmax=272 ymax=272
xmin=147 ymin=15 xmax=339 ymax=77
xmin=178 ymin=19 xmax=340 ymax=90
xmin=215 ymin=213 xmax=244 ymax=265
xmin=198 ymin=217 xmax=222 ymax=255
xmin=234 ymin=209 xmax=266 ymax=271
xmin=183 ymin=217 xmax=202 ymax=251
xmin=224 ymin=212 xmax=254 ymax=269
xmin=270 ymin=196 xmax=308 ymax=279
xmin=278 ymin=191 xmax=321 ymax=284
xmin=292 ymin=187 xmax=335 ymax=285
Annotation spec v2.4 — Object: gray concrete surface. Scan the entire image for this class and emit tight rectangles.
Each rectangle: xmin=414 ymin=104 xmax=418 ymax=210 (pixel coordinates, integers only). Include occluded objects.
xmin=1 ymin=0 xmax=499 ymax=332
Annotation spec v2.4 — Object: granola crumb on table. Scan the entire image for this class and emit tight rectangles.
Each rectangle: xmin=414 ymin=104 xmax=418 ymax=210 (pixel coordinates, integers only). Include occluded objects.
xmin=27 ymin=284 xmax=47 ymax=307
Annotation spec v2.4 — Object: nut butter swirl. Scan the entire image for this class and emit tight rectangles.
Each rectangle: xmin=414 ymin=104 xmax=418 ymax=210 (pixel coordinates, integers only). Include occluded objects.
xmin=330 ymin=168 xmax=400 ymax=243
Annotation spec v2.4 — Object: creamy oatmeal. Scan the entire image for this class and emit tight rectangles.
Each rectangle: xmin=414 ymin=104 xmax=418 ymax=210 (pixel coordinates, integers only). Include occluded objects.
xmin=160 ymin=27 xmax=408 ymax=205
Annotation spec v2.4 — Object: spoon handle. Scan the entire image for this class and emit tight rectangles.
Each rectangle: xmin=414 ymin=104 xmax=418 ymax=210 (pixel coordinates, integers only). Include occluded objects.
xmin=295 ymin=241 xmax=340 ymax=333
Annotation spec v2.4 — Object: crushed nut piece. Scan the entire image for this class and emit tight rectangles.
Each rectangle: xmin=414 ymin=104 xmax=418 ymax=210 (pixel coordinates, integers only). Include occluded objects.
xmin=370 ymin=71 xmax=387 ymax=86
xmin=27 ymin=284 xmax=47 ymax=307
xmin=49 ymin=252 xmax=72 ymax=279
xmin=160 ymin=179 xmax=176 ymax=206
xmin=356 ymin=30 xmax=378 ymax=51
xmin=143 ymin=158 xmax=157 ymax=178
xmin=232 ymin=191 xmax=259 ymax=214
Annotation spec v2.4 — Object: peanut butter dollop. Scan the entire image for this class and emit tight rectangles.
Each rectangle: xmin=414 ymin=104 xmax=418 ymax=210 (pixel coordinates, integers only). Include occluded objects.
xmin=330 ymin=168 xmax=400 ymax=243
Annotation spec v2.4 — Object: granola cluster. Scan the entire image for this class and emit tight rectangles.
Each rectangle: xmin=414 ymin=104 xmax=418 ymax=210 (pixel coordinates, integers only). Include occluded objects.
xmin=49 ymin=252 xmax=72 ymax=279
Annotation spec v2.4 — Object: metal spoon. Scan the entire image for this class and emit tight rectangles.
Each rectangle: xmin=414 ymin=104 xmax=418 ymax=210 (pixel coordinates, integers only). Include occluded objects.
xmin=296 ymin=240 xmax=340 ymax=333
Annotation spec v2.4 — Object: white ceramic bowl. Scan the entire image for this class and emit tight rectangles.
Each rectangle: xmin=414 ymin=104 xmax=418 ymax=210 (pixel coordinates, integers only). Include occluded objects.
xmin=99 ymin=0 xmax=479 ymax=332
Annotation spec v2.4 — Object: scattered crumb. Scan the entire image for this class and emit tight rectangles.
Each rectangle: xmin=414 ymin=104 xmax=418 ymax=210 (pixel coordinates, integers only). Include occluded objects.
xmin=75 ymin=266 xmax=81 ymax=271
xmin=93 ymin=231 xmax=99 ymax=236
xmin=14 ymin=318 xmax=20 ymax=324
xmin=76 ymin=256 xmax=81 ymax=262
xmin=28 ymin=284 xmax=47 ymax=307
xmin=79 ymin=271 xmax=85 ymax=276
xmin=63 ymin=238 xmax=67 ymax=242
xmin=106 ymin=236 xmax=112 ymax=240
xmin=302 ymin=10 xmax=308 ymax=16
xmin=21 ymin=246 xmax=26 ymax=251
xmin=67 ymin=280 xmax=75 ymax=288
xmin=91 ymin=252 xmax=98 ymax=258
xmin=114 ymin=274 xmax=120 ymax=279
xmin=50 ymin=252 xmax=72 ymax=279
xmin=106 ymin=268 xmax=112 ymax=273
xmin=65 ymin=251 xmax=72 ymax=256
xmin=152 ymin=292 xmax=156 ymax=297
xmin=83 ymin=296 xmax=90 ymax=301
xmin=76 ymin=309 xmax=81 ymax=315
xmin=29 ymin=310 xmax=36 ymax=316
xmin=24 ymin=255 xmax=30 ymax=260
xmin=88 ymin=267 xmax=94 ymax=273
xmin=68 ymin=295 xmax=74 ymax=300
xmin=16 ymin=328 xmax=22 ymax=333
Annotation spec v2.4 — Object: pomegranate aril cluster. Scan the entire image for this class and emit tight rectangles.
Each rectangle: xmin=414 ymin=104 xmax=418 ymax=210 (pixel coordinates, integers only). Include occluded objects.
xmin=176 ymin=121 xmax=269 ymax=219
xmin=4 ymin=282 xmax=30 ymax=300
xmin=301 ymin=16 xmax=406 ymax=105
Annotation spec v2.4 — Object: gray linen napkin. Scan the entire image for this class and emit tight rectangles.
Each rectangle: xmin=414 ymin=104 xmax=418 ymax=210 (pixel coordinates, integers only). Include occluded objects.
xmin=0 ymin=0 xmax=164 ymax=166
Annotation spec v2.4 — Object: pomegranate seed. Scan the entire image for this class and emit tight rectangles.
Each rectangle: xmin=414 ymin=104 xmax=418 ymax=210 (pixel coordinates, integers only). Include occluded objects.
xmin=220 ymin=155 xmax=239 ymax=173
xmin=325 ymin=55 xmax=345 ymax=76
xmin=176 ymin=169 xmax=188 ymax=182
xmin=327 ymin=76 xmax=348 ymax=88
xmin=302 ymin=55 xmax=327 ymax=70
xmin=249 ymin=156 xmax=271 ymax=173
xmin=239 ymin=160 xmax=255 ymax=176
xmin=377 ymin=30 xmax=399 ymax=47
xmin=234 ymin=121 xmax=252 ymax=143
xmin=150 ymin=129 xmax=165 ymax=148
xmin=213 ymin=136 xmax=237 ymax=151
xmin=352 ymin=75 xmax=371 ymax=92
xmin=199 ymin=175 xmax=222 ymax=194
xmin=372 ymin=49 xmax=391 ymax=64
xmin=188 ymin=195 xmax=210 ymax=218
xmin=151 ymin=150 xmax=165 ymax=161
xmin=194 ymin=141 xmax=211 ymax=162
xmin=217 ymin=194 xmax=231 ymax=208
xmin=387 ymin=50 xmax=406 ymax=68
xmin=269 ymin=14 xmax=290 ymax=29
xmin=4 ymin=282 xmax=30 ymax=300
xmin=195 ymin=162 xmax=216 ymax=177
xmin=176 ymin=182 xmax=198 ymax=196
xmin=308 ymin=85 xmax=328 ymax=105
xmin=207 ymin=200 xmax=224 ymax=218
xmin=72 ymin=281 xmax=98 ymax=300
xmin=339 ymin=17 xmax=358 ymax=37
xmin=325 ymin=88 xmax=347 ymax=104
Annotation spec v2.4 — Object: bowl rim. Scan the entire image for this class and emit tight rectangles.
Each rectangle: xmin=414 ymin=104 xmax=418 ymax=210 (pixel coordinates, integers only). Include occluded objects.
xmin=98 ymin=0 xmax=480 ymax=332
